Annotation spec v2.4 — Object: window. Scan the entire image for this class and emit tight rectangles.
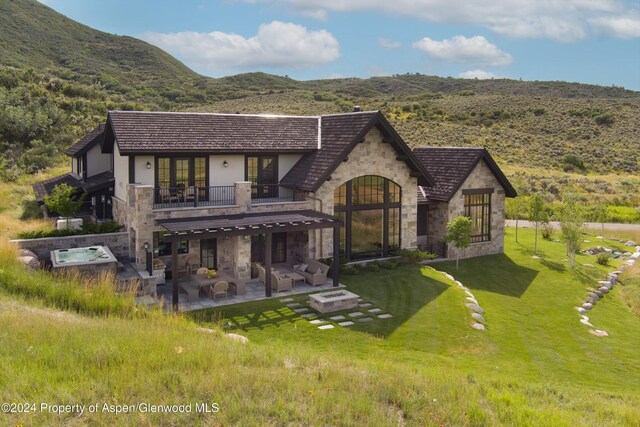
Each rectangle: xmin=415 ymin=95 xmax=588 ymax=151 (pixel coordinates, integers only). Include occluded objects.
xmin=246 ymin=156 xmax=278 ymax=199
xmin=464 ymin=192 xmax=491 ymax=243
xmin=155 ymin=157 xmax=209 ymax=203
xmin=334 ymin=175 xmax=401 ymax=260
xmin=153 ymin=231 xmax=188 ymax=256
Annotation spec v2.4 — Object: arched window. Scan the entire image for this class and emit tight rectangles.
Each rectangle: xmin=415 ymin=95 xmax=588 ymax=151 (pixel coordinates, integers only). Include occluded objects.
xmin=334 ymin=175 xmax=401 ymax=260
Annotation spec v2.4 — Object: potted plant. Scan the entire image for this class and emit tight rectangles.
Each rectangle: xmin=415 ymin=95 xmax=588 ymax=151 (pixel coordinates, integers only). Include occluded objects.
xmin=44 ymin=183 xmax=87 ymax=231
xmin=206 ymin=268 xmax=218 ymax=279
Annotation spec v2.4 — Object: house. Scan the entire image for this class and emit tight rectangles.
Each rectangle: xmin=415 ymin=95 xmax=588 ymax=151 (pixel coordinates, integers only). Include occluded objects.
xmin=33 ymin=123 xmax=114 ymax=220
xmin=34 ymin=109 xmax=516 ymax=305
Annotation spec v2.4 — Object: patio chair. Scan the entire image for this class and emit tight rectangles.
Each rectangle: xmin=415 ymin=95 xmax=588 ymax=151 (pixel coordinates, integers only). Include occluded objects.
xmin=271 ymin=272 xmax=292 ymax=292
xmin=256 ymin=264 xmax=278 ymax=285
xmin=196 ymin=267 xmax=209 ymax=276
xmin=211 ymin=281 xmax=229 ymax=301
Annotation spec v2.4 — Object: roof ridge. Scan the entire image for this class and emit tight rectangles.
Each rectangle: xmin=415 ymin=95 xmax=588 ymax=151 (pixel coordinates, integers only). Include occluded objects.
xmin=108 ymin=110 xmax=320 ymax=119
xmin=413 ymin=146 xmax=484 ymax=150
xmin=320 ymin=110 xmax=379 ymax=117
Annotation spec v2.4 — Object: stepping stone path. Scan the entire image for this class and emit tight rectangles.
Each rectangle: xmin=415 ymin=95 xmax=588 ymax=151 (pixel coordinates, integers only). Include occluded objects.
xmin=580 ymin=318 xmax=593 ymax=327
xmin=582 ymin=302 xmax=593 ymax=310
xmin=309 ymin=319 xmax=325 ymax=325
xmin=329 ymin=315 xmax=346 ymax=321
xmin=589 ymin=329 xmax=609 ymax=337
xmin=301 ymin=313 xmax=315 ymax=318
xmin=358 ymin=317 xmax=374 ymax=322
xmin=471 ymin=322 xmax=485 ymax=330
xmin=359 ymin=303 xmax=372 ymax=308
xmin=317 ymin=324 xmax=334 ymax=330
xmin=377 ymin=314 xmax=393 ymax=319
xmin=576 ymin=307 xmax=587 ymax=314
xmin=293 ymin=307 xmax=309 ymax=313
xmin=338 ymin=321 xmax=354 ymax=327
xmin=348 ymin=312 xmax=364 ymax=318
xmin=368 ymin=308 xmax=382 ymax=313
xmin=286 ymin=303 xmax=301 ymax=308
xmin=466 ymin=297 xmax=478 ymax=304
xmin=280 ymin=298 xmax=294 ymax=302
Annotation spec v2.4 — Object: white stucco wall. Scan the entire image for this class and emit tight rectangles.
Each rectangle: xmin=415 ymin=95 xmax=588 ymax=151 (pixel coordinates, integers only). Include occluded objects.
xmin=134 ymin=155 xmax=154 ymax=185
xmin=210 ymin=155 xmax=244 ymax=186
xmin=113 ymin=143 xmax=129 ymax=201
xmin=86 ymin=144 xmax=111 ymax=177
xmin=278 ymin=154 xmax=303 ymax=181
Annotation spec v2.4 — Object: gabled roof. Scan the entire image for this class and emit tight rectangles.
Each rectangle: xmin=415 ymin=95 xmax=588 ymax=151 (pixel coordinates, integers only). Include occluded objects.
xmin=102 ymin=111 xmax=320 ymax=154
xmin=280 ymin=111 xmax=435 ymax=192
xmin=64 ymin=123 xmax=105 ymax=157
xmin=32 ymin=171 xmax=114 ymax=203
xmin=413 ymin=146 xmax=517 ymax=202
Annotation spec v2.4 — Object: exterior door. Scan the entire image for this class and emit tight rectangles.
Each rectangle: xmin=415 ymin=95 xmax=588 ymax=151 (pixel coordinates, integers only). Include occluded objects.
xmin=247 ymin=156 xmax=278 ymax=199
xmin=251 ymin=233 xmax=287 ymax=265
xmin=200 ymin=239 xmax=217 ymax=270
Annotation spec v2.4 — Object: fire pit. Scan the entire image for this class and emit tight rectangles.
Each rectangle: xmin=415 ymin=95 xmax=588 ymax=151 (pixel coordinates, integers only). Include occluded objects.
xmin=310 ymin=290 xmax=359 ymax=313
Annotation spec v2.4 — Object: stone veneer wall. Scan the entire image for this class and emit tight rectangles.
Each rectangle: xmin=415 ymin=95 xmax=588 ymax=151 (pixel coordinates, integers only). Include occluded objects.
xmin=311 ymin=126 xmax=419 ymax=259
xmin=445 ymin=161 xmax=506 ymax=259
xmin=116 ymin=181 xmax=312 ymax=278
xmin=10 ymin=232 xmax=129 ymax=260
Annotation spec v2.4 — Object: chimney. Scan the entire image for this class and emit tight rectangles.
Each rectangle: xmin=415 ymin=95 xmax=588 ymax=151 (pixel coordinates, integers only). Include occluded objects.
xmin=353 ymin=105 xmax=361 ymax=112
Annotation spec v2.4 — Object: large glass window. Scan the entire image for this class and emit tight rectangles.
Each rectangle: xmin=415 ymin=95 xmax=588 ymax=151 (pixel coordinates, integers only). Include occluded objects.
xmin=153 ymin=231 xmax=188 ymax=256
xmin=157 ymin=158 xmax=170 ymax=189
xmin=155 ymin=157 xmax=208 ymax=203
xmin=464 ymin=192 xmax=491 ymax=243
xmin=246 ymin=156 xmax=279 ymax=199
xmin=334 ymin=175 xmax=401 ymax=260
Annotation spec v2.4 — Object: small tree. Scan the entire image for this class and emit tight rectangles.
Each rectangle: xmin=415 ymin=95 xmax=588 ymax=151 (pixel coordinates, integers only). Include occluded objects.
xmin=506 ymin=196 xmax=528 ymax=243
xmin=557 ymin=194 xmax=584 ymax=268
xmin=43 ymin=183 xmax=87 ymax=227
xmin=592 ymin=203 xmax=607 ymax=242
xmin=444 ymin=216 xmax=472 ymax=270
xmin=528 ymin=193 xmax=546 ymax=256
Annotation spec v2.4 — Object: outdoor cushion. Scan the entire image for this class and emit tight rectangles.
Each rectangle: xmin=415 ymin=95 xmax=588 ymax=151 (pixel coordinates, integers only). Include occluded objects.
xmin=299 ymin=263 xmax=309 ymax=272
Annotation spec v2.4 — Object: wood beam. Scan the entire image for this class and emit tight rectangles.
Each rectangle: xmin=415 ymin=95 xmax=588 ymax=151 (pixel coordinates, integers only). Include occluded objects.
xmin=332 ymin=226 xmax=340 ymax=287
xmin=382 ymin=137 xmax=393 ymax=144
xmin=410 ymin=170 xmax=421 ymax=177
xmin=396 ymin=155 xmax=408 ymax=161
xmin=265 ymin=232 xmax=272 ymax=298
xmin=171 ymin=240 xmax=179 ymax=311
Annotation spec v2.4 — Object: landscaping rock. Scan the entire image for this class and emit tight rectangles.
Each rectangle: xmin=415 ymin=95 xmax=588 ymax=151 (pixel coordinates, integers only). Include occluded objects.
xmin=594 ymin=290 xmax=604 ymax=298
xmin=471 ymin=312 xmax=485 ymax=323
xmin=18 ymin=249 xmax=37 ymax=258
xmin=624 ymin=241 xmax=638 ymax=247
xmin=338 ymin=321 xmax=354 ymax=327
xmin=471 ymin=322 xmax=485 ymax=330
xmin=583 ymin=263 xmax=594 ymax=268
xmin=466 ymin=303 xmax=485 ymax=314
xmin=580 ymin=318 xmax=593 ymax=327
xmin=582 ymin=302 xmax=593 ymax=310
xmin=226 ymin=333 xmax=248 ymax=344
xmin=317 ymin=325 xmax=335 ymax=330
xmin=444 ymin=273 xmax=455 ymax=281
xmin=455 ymin=281 xmax=464 ymax=287
xmin=599 ymin=286 xmax=609 ymax=293
xmin=631 ymin=252 xmax=640 ymax=260
xmin=576 ymin=307 xmax=587 ymax=314
xmin=589 ymin=329 xmax=609 ymax=337
xmin=464 ymin=290 xmax=475 ymax=298
xmin=18 ymin=256 xmax=39 ymax=270
xmin=377 ymin=314 xmax=393 ymax=319
xmin=196 ymin=327 xmax=216 ymax=334
xmin=585 ymin=296 xmax=596 ymax=304
xmin=466 ymin=297 xmax=478 ymax=305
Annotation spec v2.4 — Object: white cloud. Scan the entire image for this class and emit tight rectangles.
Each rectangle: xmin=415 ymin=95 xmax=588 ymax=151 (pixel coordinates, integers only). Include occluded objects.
xmin=459 ymin=69 xmax=498 ymax=79
xmin=412 ymin=35 xmax=512 ymax=66
xmin=379 ymin=38 xmax=401 ymax=49
xmin=589 ymin=13 xmax=640 ymax=39
xmin=246 ymin=0 xmax=640 ymax=41
xmin=140 ymin=21 xmax=339 ymax=71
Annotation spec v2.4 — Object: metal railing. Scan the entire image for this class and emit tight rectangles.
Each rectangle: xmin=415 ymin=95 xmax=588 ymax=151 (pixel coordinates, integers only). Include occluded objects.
xmin=153 ymin=186 xmax=235 ymax=209
xmin=250 ymin=184 xmax=305 ymax=204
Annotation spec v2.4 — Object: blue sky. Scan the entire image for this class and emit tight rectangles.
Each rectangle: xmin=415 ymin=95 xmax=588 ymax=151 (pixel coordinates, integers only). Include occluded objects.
xmin=40 ymin=0 xmax=640 ymax=90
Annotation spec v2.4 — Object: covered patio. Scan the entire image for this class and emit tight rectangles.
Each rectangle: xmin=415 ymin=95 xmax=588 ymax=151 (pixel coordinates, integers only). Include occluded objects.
xmin=157 ymin=210 xmax=343 ymax=311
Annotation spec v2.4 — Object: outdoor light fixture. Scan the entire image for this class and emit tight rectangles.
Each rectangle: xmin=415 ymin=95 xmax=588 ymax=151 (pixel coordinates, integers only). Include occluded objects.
xmin=143 ymin=242 xmax=149 ymax=251
xmin=146 ymin=161 xmax=151 ymax=169
xmin=223 ymin=160 xmax=229 ymax=168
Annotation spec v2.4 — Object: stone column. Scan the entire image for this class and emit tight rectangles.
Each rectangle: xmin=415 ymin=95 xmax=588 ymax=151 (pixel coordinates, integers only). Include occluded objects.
xmin=234 ymin=181 xmax=252 ymax=212
xmin=133 ymin=185 xmax=155 ymax=270
xmin=232 ymin=235 xmax=252 ymax=280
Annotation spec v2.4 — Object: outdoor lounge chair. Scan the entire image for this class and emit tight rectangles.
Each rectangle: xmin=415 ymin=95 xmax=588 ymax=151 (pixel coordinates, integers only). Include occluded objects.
xmin=211 ymin=281 xmax=229 ymax=301
xmin=256 ymin=264 xmax=278 ymax=284
xmin=271 ymin=272 xmax=293 ymax=292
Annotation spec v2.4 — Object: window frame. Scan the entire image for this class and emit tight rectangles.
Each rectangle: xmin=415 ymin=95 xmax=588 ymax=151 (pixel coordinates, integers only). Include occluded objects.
xmin=463 ymin=190 xmax=492 ymax=243
xmin=154 ymin=156 xmax=209 ymax=189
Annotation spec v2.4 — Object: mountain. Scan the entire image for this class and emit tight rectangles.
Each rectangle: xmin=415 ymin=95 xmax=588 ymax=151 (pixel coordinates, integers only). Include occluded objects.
xmin=0 ymin=0 xmax=195 ymax=95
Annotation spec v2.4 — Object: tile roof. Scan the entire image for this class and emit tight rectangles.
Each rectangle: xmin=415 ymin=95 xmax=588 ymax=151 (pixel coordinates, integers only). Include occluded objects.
xmin=104 ymin=111 xmax=320 ymax=154
xmin=64 ymin=123 xmax=105 ymax=157
xmin=413 ymin=147 xmax=516 ymax=202
xmin=32 ymin=171 xmax=114 ymax=202
xmin=281 ymin=111 xmax=435 ymax=192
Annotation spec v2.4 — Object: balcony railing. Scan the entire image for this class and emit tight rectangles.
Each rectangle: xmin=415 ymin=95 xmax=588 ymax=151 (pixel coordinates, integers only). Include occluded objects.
xmin=153 ymin=186 xmax=235 ymax=209
xmin=251 ymin=184 xmax=305 ymax=204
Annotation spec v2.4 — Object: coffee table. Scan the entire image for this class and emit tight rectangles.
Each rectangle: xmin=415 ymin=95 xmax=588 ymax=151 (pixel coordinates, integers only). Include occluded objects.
xmin=286 ymin=272 xmax=306 ymax=287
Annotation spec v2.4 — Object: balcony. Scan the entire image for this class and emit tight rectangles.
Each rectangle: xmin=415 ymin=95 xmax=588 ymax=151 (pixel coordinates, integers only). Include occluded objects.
xmin=251 ymin=184 xmax=305 ymax=204
xmin=153 ymin=186 xmax=235 ymax=209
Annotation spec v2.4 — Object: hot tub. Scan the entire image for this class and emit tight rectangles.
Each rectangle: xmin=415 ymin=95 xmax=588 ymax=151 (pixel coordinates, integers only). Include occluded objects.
xmin=310 ymin=290 xmax=359 ymax=313
xmin=50 ymin=246 xmax=118 ymax=275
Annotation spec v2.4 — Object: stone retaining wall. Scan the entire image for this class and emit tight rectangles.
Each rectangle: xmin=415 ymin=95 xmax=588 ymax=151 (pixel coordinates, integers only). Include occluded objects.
xmin=10 ymin=232 xmax=129 ymax=260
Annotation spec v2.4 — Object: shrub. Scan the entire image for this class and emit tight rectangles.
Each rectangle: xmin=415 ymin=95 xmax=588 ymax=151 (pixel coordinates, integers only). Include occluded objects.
xmin=594 ymin=113 xmax=614 ymax=126
xmin=382 ymin=260 xmax=399 ymax=270
xmin=367 ymin=264 xmax=380 ymax=272
xmin=400 ymin=249 xmax=438 ymax=263
xmin=532 ymin=108 xmax=545 ymax=116
xmin=342 ymin=266 xmax=359 ymax=275
xmin=16 ymin=221 xmax=123 ymax=239
xmin=541 ymin=221 xmax=555 ymax=239
xmin=596 ymin=253 xmax=610 ymax=266
xmin=562 ymin=154 xmax=585 ymax=171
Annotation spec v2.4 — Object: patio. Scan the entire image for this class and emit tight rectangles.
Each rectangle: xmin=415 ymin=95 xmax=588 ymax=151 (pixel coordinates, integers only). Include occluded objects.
xmin=156 ymin=273 xmax=345 ymax=312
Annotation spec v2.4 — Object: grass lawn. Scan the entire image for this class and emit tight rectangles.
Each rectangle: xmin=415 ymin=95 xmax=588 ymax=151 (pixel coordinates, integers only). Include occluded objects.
xmin=2 ymin=226 xmax=639 ymax=425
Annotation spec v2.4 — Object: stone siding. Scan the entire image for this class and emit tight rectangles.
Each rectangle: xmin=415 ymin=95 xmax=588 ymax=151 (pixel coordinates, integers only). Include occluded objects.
xmin=445 ymin=161 xmax=506 ymax=259
xmin=312 ymin=126 xmax=418 ymax=258
xmin=10 ymin=232 xmax=129 ymax=260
